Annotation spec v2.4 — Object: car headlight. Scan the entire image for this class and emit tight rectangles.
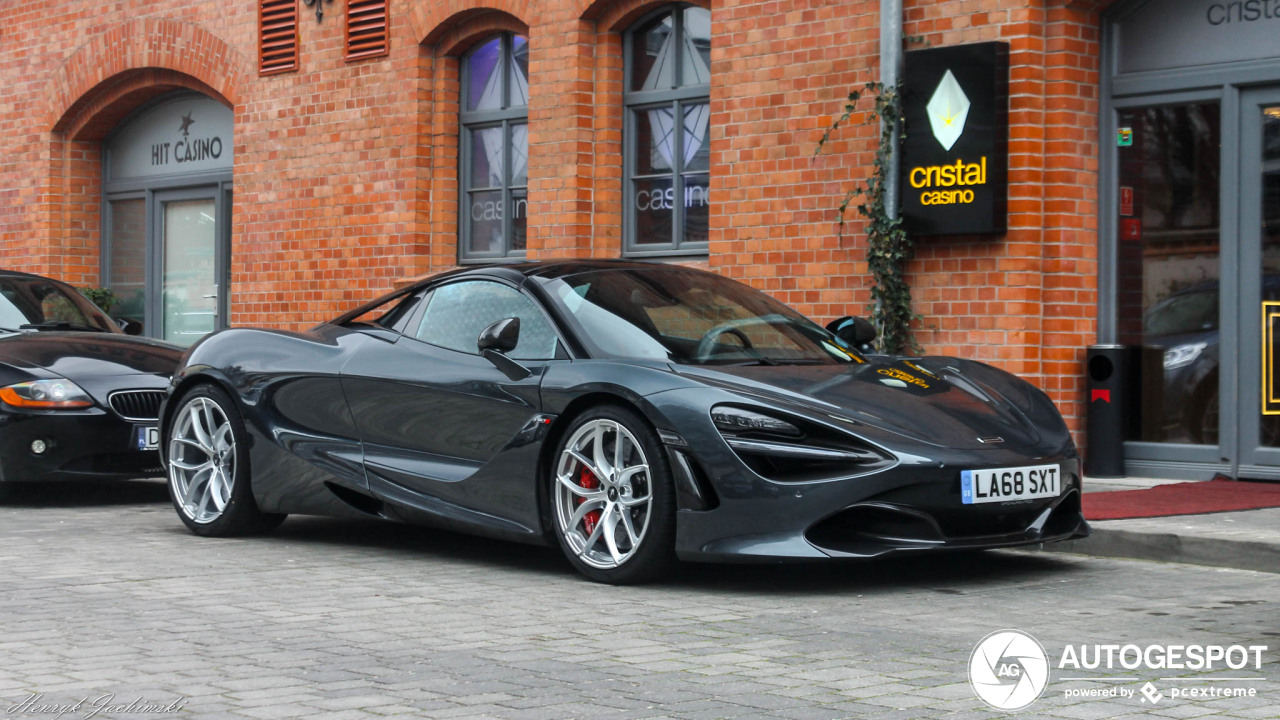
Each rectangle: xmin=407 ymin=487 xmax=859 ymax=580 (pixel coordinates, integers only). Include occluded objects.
xmin=0 ymin=379 xmax=94 ymax=409
xmin=711 ymin=406 xmax=802 ymax=437
xmin=710 ymin=404 xmax=893 ymax=481
xmin=1163 ymin=342 xmax=1207 ymax=370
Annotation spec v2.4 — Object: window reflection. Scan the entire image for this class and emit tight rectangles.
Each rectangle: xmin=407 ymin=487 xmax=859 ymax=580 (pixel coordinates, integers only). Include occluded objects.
xmin=460 ymin=34 xmax=529 ymax=259
xmin=108 ymin=198 xmax=146 ymax=335
xmin=626 ymin=6 xmax=712 ymax=253
xmin=1116 ymin=103 xmax=1220 ymax=444
xmin=1259 ymin=106 xmax=1280 ymax=447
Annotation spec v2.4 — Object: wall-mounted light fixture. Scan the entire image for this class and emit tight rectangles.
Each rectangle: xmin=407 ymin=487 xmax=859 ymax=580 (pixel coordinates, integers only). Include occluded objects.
xmin=302 ymin=0 xmax=332 ymax=22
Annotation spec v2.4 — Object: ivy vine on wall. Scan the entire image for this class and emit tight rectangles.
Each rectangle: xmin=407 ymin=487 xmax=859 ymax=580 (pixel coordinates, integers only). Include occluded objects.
xmin=815 ymin=81 xmax=919 ymax=355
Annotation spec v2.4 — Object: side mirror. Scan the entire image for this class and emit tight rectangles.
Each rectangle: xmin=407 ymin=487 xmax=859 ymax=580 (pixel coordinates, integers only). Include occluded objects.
xmin=478 ymin=318 xmax=531 ymax=381
xmin=477 ymin=317 xmax=520 ymax=354
xmin=826 ymin=316 xmax=877 ymax=347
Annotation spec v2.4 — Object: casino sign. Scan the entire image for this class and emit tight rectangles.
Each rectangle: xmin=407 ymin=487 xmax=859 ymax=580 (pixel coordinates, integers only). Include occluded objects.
xmin=900 ymin=42 xmax=1009 ymax=236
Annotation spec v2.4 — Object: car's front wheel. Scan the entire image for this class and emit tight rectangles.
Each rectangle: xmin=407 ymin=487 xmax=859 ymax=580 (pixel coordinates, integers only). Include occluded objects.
xmin=165 ymin=384 xmax=285 ymax=536
xmin=550 ymin=406 xmax=676 ymax=584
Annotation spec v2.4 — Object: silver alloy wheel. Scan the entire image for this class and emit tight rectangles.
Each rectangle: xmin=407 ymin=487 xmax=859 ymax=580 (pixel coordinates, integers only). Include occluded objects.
xmin=553 ymin=419 xmax=653 ymax=569
xmin=168 ymin=396 xmax=237 ymax=525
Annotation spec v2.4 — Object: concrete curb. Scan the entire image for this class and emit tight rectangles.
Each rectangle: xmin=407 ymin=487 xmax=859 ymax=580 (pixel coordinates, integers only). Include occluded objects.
xmin=1046 ymin=528 xmax=1280 ymax=575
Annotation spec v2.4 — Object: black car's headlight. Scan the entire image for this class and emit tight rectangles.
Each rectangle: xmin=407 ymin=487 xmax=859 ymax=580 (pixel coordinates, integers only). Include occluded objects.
xmin=710 ymin=405 xmax=894 ymax=482
xmin=0 ymin=379 xmax=94 ymax=409
xmin=1163 ymin=342 xmax=1206 ymax=370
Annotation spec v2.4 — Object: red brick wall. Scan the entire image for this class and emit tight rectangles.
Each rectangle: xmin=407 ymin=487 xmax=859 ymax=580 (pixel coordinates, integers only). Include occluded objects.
xmin=896 ymin=0 xmax=1104 ymax=434
xmin=0 ymin=0 xmax=1108 ymax=439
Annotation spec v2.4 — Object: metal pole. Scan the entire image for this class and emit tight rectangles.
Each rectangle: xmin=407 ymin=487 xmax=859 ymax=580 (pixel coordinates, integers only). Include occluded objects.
xmin=880 ymin=0 xmax=903 ymax=219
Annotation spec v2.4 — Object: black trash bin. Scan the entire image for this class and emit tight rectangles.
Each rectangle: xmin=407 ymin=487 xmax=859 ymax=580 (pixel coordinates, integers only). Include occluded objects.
xmin=1086 ymin=345 xmax=1127 ymax=478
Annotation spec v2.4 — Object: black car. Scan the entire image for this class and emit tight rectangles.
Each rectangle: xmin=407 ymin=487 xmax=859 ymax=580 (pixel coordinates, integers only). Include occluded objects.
xmin=159 ymin=261 xmax=1088 ymax=583
xmin=1142 ymin=276 xmax=1280 ymax=444
xmin=0 ymin=270 xmax=182 ymax=500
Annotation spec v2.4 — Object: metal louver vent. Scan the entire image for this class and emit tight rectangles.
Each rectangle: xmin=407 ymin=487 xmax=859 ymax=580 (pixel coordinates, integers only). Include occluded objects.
xmin=346 ymin=0 xmax=389 ymax=61
xmin=260 ymin=0 xmax=299 ymax=75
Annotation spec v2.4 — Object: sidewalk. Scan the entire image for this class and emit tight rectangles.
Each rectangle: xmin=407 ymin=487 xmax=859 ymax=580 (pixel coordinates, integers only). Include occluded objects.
xmin=1043 ymin=477 xmax=1280 ymax=574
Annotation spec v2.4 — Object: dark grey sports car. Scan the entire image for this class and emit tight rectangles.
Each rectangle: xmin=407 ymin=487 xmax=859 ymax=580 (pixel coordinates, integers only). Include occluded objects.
xmin=159 ymin=261 xmax=1088 ymax=583
xmin=0 ymin=270 xmax=182 ymax=500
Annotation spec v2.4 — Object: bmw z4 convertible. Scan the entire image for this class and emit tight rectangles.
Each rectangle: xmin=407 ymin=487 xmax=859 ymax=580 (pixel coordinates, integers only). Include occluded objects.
xmin=159 ymin=261 xmax=1089 ymax=583
xmin=1 ymin=269 xmax=182 ymax=501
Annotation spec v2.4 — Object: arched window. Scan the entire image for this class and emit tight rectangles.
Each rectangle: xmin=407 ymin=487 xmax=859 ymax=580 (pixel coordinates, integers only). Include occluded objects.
xmin=624 ymin=5 xmax=711 ymax=256
xmin=460 ymin=34 xmax=529 ymax=260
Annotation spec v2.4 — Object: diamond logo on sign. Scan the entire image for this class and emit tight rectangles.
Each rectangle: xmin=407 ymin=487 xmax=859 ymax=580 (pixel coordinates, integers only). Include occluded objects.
xmin=926 ymin=70 xmax=971 ymax=151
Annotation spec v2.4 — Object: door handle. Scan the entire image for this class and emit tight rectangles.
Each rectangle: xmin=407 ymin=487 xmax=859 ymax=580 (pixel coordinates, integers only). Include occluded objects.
xmin=205 ymin=284 xmax=220 ymax=328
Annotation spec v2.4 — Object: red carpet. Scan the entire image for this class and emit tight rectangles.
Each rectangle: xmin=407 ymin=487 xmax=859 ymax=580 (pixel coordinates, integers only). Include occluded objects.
xmin=1084 ymin=478 xmax=1280 ymax=520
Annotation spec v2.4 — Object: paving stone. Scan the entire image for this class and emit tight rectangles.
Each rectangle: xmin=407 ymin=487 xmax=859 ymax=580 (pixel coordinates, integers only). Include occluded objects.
xmin=1 ymin=484 xmax=1277 ymax=720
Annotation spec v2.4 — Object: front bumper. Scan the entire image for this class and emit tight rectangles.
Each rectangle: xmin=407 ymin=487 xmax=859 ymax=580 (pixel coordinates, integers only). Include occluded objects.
xmin=671 ymin=451 xmax=1089 ymax=562
xmin=0 ymin=407 xmax=164 ymax=483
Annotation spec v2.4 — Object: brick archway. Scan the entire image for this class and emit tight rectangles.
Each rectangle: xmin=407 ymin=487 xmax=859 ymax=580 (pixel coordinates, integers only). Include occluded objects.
xmin=46 ymin=17 xmax=246 ymax=135
xmin=35 ymin=18 xmax=247 ymax=286
xmin=412 ymin=0 xmax=535 ymax=47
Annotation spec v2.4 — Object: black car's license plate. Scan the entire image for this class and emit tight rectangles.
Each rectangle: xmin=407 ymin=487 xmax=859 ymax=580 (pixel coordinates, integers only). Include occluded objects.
xmin=961 ymin=464 xmax=1059 ymax=504
xmin=133 ymin=425 xmax=159 ymax=451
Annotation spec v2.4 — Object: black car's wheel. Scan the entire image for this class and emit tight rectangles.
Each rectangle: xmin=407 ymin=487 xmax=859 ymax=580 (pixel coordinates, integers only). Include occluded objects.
xmin=550 ymin=405 xmax=676 ymax=584
xmin=1188 ymin=381 xmax=1220 ymax=445
xmin=165 ymin=384 xmax=285 ymax=536
xmin=0 ymin=482 xmax=11 ymax=503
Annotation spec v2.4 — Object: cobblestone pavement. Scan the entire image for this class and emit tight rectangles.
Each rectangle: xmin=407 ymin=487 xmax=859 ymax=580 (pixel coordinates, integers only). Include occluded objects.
xmin=1 ymin=481 xmax=1277 ymax=720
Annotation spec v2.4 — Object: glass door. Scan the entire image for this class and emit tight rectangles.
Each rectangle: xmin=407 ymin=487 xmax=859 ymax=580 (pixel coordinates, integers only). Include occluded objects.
xmin=154 ymin=188 xmax=225 ymax=347
xmin=1236 ymin=88 xmax=1280 ymax=478
xmin=1114 ymin=99 xmax=1226 ymax=472
xmin=106 ymin=197 xmax=147 ymax=335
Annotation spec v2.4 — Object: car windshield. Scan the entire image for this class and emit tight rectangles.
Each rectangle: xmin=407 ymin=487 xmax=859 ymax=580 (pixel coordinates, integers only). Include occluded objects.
xmin=1144 ymin=287 xmax=1218 ymax=337
xmin=0 ymin=275 xmax=117 ymax=334
xmin=539 ymin=267 xmax=864 ymax=365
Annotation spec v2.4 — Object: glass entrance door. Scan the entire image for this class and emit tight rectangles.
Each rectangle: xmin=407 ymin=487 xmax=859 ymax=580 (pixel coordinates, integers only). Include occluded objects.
xmin=1236 ymin=89 xmax=1280 ymax=478
xmin=155 ymin=188 xmax=226 ymax=347
xmin=1114 ymin=100 xmax=1225 ymax=472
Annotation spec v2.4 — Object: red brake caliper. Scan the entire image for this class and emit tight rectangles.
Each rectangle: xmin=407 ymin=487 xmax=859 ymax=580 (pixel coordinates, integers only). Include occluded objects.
xmin=576 ymin=463 xmax=602 ymax=536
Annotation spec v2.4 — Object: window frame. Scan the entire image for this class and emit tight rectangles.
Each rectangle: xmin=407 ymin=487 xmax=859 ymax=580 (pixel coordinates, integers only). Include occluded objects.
xmin=458 ymin=33 xmax=530 ymax=263
xmin=622 ymin=5 xmax=712 ymax=258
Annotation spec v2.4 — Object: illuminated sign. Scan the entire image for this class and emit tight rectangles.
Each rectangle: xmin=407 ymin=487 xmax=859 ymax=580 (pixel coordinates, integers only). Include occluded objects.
xmin=900 ymin=42 xmax=1009 ymax=236
xmin=1263 ymin=301 xmax=1280 ymax=416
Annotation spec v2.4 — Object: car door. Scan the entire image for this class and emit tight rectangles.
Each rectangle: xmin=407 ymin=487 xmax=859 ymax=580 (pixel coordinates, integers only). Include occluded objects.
xmin=340 ymin=278 xmax=564 ymax=531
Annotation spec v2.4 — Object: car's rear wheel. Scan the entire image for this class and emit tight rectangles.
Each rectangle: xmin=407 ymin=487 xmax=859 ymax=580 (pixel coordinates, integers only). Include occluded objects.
xmin=550 ymin=406 xmax=675 ymax=584
xmin=1188 ymin=381 xmax=1220 ymax=445
xmin=166 ymin=384 xmax=285 ymax=536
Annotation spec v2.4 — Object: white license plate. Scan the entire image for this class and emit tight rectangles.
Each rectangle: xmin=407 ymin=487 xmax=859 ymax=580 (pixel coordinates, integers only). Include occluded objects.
xmin=134 ymin=425 xmax=160 ymax=451
xmin=961 ymin=464 xmax=1060 ymax=504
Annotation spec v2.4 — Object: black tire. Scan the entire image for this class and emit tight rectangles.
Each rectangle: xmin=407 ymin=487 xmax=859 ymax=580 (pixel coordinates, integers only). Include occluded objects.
xmin=0 ymin=482 xmax=12 ymax=504
xmin=165 ymin=383 xmax=286 ymax=536
xmin=549 ymin=405 xmax=676 ymax=584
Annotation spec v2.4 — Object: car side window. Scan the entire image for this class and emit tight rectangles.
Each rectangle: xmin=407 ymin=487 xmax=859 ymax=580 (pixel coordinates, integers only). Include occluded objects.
xmin=415 ymin=281 xmax=558 ymax=360
xmin=342 ymin=288 xmax=425 ymax=334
